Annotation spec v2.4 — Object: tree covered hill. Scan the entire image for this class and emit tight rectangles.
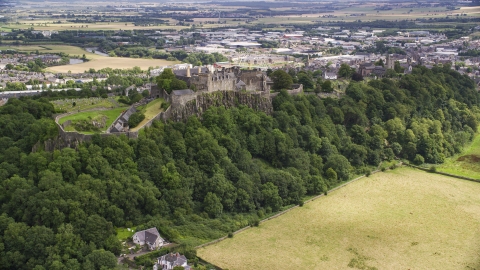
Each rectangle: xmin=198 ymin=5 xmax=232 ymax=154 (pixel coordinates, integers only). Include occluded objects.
xmin=0 ymin=65 xmax=478 ymax=269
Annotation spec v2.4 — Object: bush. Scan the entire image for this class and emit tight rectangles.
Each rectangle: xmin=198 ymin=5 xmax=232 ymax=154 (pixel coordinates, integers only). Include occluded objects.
xmin=390 ymin=164 xmax=397 ymax=170
xmin=299 ymin=201 xmax=304 ymax=207
xmin=413 ymin=154 xmax=425 ymax=165
xmin=161 ymin=102 xmax=170 ymax=111
xmin=227 ymin=232 xmax=234 ymax=238
xmin=365 ymin=170 xmax=371 ymax=177
xmin=128 ymin=112 xmax=146 ymax=128
xmin=429 ymin=166 xmax=437 ymax=173
xmin=381 ymin=167 xmax=386 ymax=172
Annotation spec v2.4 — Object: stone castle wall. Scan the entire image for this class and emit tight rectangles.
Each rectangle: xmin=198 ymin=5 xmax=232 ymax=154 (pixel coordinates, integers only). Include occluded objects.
xmin=237 ymin=70 xmax=270 ymax=92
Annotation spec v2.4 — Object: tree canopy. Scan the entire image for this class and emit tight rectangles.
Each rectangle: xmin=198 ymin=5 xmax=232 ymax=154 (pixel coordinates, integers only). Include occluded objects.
xmin=270 ymin=69 xmax=293 ymax=90
xmin=156 ymin=68 xmax=188 ymax=94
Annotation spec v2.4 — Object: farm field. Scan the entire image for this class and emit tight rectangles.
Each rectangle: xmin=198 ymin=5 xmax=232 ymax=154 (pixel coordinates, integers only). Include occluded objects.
xmin=129 ymin=98 xmax=164 ymax=132
xmin=58 ymin=107 xmax=127 ymax=133
xmin=48 ymin=57 xmax=178 ymax=73
xmin=4 ymin=21 xmax=189 ymax=31
xmin=0 ymin=45 xmax=100 ymax=58
xmin=437 ymin=131 xmax=480 ymax=179
xmin=0 ymin=44 xmax=178 ymax=72
xmin=198 ymin=167 xmax=480 ymax=270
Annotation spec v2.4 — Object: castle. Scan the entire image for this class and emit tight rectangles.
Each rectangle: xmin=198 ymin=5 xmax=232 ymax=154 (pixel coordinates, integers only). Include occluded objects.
xmin=151 ymin=65 xmax=272 ymax=103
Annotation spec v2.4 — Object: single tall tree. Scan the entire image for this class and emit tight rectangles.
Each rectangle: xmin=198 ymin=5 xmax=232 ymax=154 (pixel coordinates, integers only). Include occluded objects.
xmin=270 ymin=69 xmax=293 ymax=90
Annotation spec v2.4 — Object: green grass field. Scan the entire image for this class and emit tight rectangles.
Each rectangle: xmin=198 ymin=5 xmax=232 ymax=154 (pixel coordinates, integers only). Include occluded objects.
xmin=437 ymin=132 xmax=480 ymax=179
xmin=58 ymin=107 xmax=127 ymax=133
xmin=129 ymin=98 xmax=164 ymax=132
xmin=198 ymin=167 xmax=480 ymax=270
xmin=0 ymin=45 xmax=100 ymax=58
xmin=116 ymin=227 xmax=137 ymax=241
xmin=52 ymin=97 xmax=120 ymax=113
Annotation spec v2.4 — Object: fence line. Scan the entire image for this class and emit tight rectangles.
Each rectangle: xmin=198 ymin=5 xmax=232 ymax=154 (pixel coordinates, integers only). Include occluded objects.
xmin=405 ymin=164 xmax=480 ymax=183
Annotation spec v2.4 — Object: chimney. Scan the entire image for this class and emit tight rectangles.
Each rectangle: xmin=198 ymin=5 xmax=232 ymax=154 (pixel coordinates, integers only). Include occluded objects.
xmin=186 ymin=65 xmax=191 ymax=77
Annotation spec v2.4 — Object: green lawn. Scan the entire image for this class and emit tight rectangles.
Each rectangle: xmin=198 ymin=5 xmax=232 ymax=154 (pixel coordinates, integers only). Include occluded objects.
xmin=58 ymin=107 xmax=127 ymax=133
xmin=116 ymin=227 xmax=137 ymax=241
xmin=437 ymin=131 xmax=480 ymax=179
xmin=52 ymin=97 xmax=119 ymax=113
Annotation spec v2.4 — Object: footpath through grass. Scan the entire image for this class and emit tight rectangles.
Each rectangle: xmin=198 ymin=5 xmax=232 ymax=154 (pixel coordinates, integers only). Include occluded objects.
xmin=437 ymin=131 xmax=480 ymax=179
xmin=198 ymin=167 xmax=480 ymax=270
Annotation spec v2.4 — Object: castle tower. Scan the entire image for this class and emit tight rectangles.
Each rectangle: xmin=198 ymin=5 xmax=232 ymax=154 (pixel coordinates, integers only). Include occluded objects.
xmin=186 ymin=65 xmax=191 ymax=77
xmin=198 ymin=66 xmax=202 ymax=74
xmin=386 ymin=54 xmax=394 ymax=70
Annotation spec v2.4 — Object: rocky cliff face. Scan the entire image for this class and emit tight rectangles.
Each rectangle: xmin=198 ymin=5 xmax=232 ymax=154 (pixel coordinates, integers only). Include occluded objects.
xmin=169 ymin=91 xmax=273 ymax=121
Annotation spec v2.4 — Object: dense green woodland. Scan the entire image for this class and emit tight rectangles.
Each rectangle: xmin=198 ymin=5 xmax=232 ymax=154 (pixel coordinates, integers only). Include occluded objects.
xmin=0 ymin=66 xmax=478 ymax=269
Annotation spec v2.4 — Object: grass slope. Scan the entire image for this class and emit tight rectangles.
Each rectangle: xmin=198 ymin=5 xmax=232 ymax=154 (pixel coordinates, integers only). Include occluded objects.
xmin=437 ymin=132 xmax=480 ymax=179
xmin=198 ymin=167 xmax=480 ymax=270
xmin=129 ymin=98 xmax=164 ymax=132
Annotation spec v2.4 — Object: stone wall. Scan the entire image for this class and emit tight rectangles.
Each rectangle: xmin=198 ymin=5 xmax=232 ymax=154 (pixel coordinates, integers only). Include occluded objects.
xmin=187 ymin=73 xmax=236 ymax=93
xmin=237 ymin=69 xmax=270 ymax=92
xmin=270 ymin=84 xmax=304 ymax=98
xmin=48 ymin=111 xmax=139 ymax=151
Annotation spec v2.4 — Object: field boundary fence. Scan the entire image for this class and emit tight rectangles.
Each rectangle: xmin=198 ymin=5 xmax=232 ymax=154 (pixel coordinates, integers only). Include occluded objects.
xmin=405 ymin=164 xmax=480 ymax=183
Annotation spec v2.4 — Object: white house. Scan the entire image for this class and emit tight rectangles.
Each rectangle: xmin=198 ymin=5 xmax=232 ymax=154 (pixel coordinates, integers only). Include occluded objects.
xmin=153 ymin=253 xmax=191 ymax=270
xmin=133 ymin=227 xmax=165 ymax=250
xmin=323 ymin=72 xmax=338 ymax=80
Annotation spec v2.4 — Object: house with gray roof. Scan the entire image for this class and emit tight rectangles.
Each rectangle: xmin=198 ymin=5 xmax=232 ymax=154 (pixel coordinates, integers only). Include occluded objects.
xmin=133 ymin=227 xmax=164 ymax=250
xmin=153 ymin=253 xmax=191 ymax=270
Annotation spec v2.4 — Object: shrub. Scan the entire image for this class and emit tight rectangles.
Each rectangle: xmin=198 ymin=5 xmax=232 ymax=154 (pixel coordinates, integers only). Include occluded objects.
xmin=299 ymin=201 xmax=304 ymax=207
xmin=365 ymin=170 xmax=371 ymax=177
xmin=413 ymin=154 xmax=425 ymax=165
xmin=128 ymin=112 xmax=146 ymax=128
xmin=429 ymin=166 xmax=437 ymax=173
xmin=381 ymin=167 xmax=386 ymax=172
xmin=227 ymin=232 xmax=234 ymax=238
xmin=161 ymin=102 xmax=170 ymax=111
xmin=390 ymin=164 xmax=397 ymax=170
